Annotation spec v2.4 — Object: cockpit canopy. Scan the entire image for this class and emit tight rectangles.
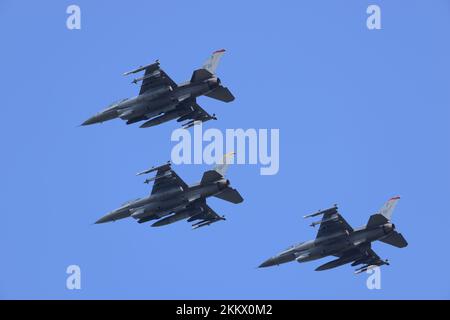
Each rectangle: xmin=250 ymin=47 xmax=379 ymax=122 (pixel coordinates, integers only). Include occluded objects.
xmin=121 ymin=198 xmax=140 ymax=207
xmin=101 ymin=98 xmax=128 ymax=112
xmin=284 ymin=242 xmax=305 ymax=251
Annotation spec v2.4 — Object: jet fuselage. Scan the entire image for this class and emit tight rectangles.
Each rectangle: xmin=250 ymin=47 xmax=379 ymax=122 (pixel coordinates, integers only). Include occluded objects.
xmin=95 ymin=178 xmax=229 ymax=224
xmin=259 ymin=223 xmax=395 ymax=267
xmin=83 ymin=78 xmax=220 ymax=126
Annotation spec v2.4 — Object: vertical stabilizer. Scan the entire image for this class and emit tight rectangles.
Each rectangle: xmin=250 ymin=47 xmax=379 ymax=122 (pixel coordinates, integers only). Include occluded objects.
xmin=379 ymin=196 xmax=400 ymax=220
xmin=202 ymin=49 xmax=226 ymax=74
xmin=214 ymin=152 xmax=235 ymax=177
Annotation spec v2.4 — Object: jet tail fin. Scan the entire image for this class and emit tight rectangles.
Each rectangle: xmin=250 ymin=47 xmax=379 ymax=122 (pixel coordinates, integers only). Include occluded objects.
xmin=380 ymin=231 xmax=408 ymax=248
xmin=191 ymin=69 xmax=213 ymax=83
xmin=205 ymin=86 xmax=235 ymax=102
xmin=214 ymin=187 xmax=244 ymax=204
xmin=213 ymin=152 xmax=235 ymax=177
xmin=366 ymin=214 xmax=389 ymax=228
xmin=200 ymin=151 xmax=237 ymax=184
xmin=200 ymin=170 xmax=223 ymax=184
xmin=379 ymin=196 xmax=400 ymax=220
xmin=202 ymin=49 xmax=226 ymax=74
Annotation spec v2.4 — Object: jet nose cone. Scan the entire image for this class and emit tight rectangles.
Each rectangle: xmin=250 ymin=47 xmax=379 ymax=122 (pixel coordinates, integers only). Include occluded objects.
xmin=82 ymin=110 xmax=115 ymax=126
xmin=258 ymin=258 xmax=277 ymax=268
xmin=95 ymin=212 xmax=116 ymax=224
xmin=94 ymin=216 xmax=109 ymax=224
xmin=81 ymin=115 xmax=100 ymax=126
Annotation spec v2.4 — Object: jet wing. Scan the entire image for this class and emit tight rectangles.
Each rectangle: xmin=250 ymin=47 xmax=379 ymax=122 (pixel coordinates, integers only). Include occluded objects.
xmin=140 ymin=163 xmax=188 ymax=195
xmin=314 ymin=207 xmax=354 ymax=240
xmin=334 ymin=244 xmax=388 ymax=273
xmin=188 ymin=199 xmax=226 ymax=229
xmin=352 ymin=248 xmax=389 ymax=273
xmin=124 ymin=60 xmax=177 ymax=95
xmin=177 ymin=99 xmax=216 ymax=128
xmin=140 ymin=67 xmax=178 ymax=95
xmin=362 ymin=248 xmax=385 ymax=265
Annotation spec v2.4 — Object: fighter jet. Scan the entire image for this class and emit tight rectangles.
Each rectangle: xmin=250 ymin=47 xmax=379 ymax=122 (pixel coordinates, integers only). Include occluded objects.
xmin=259 ymin=197 xmax=408 ymax=273
xmin=82 ymin=50 xmax=234 ymax=129
xmin=95 ymin=153 xmax=243 ymax=229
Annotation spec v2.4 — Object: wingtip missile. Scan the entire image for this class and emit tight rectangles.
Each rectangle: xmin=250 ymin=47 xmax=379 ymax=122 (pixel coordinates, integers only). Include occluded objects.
xmin=303 ymin=205 xmax=338 ymax=219
xmin=136 ymin=161 xmax=171 ymax=176
xmin=123 ymin=60 xmax=160 ymax=76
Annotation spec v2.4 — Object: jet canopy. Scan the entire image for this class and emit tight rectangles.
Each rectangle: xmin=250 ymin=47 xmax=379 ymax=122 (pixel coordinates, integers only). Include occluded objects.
xmin=121 ymin=198 xmax=140 ymax=207
xmin=101 ymin=98 xmax=129 ymax=112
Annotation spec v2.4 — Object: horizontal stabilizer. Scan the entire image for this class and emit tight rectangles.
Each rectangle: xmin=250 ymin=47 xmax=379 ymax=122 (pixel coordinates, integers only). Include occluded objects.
xmin=380 ymin=231 xmax=408 ymax=248
xmin=191 ymin=69 xmax=213 ymax=83
xmin=366 ymin=214 xmax=388 ymax=228
xmin=200 ymin=170 xmax=223 ymax=184
xmin=214 ymin=187 xmax=243 ymax=204
xmin=205 ymin=86 xmax=235 ymax=102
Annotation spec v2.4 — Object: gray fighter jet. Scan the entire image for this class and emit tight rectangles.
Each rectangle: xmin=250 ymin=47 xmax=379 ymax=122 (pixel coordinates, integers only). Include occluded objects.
xmin=259 ymin=197 xmax=407 ymax=273
xmin=82 ymin=50 xmax=234 ymax=129
xmin=95 ymin=153 xmax=243 ymax=229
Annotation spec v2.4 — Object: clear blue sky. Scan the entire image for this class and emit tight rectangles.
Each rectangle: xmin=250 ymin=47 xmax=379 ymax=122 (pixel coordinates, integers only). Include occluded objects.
xmin=0 ymin=0 xmax=449 ymax=299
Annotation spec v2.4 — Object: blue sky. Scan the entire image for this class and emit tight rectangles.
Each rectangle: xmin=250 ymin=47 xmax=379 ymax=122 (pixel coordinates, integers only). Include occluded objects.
xmin=0 ymin=0 xmax=449 ymax=299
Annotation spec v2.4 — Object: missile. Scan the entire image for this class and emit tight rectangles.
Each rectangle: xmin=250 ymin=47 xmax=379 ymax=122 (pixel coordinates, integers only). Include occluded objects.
xmin=309 ymin=214 xmax=338 ymax=227
xmin=354 ymin=264 xmax=378 ymax=275
xmin=191 ymin=220 xmax=215 ymax=229
xmin=132 ymin=70 xmax=161 ymax=84
xmin=136 ymin=162 xmax=171 ymax=176
xmin=303 ymin=205 xmax=338 ymax=219
xmin=151 ymin=208 xmax=204 ymax=227
xmin=143 ymin=171 xmax=172 ymax=184
xmin=123 ymin=60 xmax=160 ymax=76
xmin=191 ymin=216 xmax=226 ymax=230
xmin=140 ymin=110 xmax=182 ymax=128
xmin=182 ymin=120 xmax=202 ymax=129
xmin=181 ymin=113 xmax=217 ymax=129
xmin=354 ymin=259 xmax=388 ymax=274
